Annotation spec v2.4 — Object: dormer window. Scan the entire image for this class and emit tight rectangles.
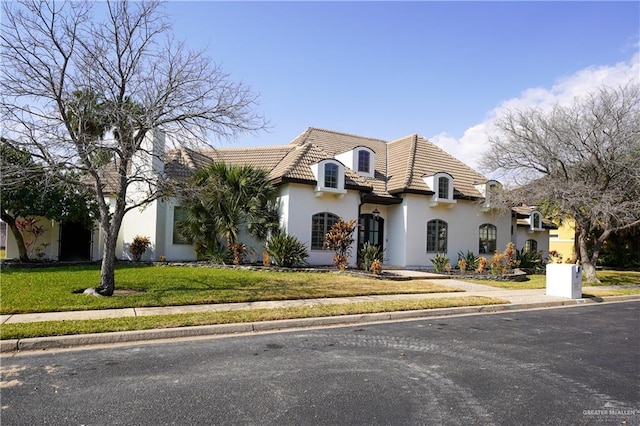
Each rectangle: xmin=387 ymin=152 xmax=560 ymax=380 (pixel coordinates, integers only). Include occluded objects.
xmin=324 ymin=163 xmax=339 ymax=189
xmin=358 ymin=150 xmax=370 ymax=173
xmin=424 ymin=172 xmax=456 ymax=208
xmin=438 ymin=176 xmax=449 ymax=199
xmin=530 ymin=211 xmax=542 ymax=231
xmin=310 ymin=159 xmax=346 ymax=196
xmin=335 ymin=146 xmax=375 ymax=178
xmin=475 ymin=180 xmax=502 ymax=212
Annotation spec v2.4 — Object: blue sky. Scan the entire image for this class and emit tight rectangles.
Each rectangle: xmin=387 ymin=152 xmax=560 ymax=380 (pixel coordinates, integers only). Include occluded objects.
xmin=163 ymin=1 xmax=639 ymax=170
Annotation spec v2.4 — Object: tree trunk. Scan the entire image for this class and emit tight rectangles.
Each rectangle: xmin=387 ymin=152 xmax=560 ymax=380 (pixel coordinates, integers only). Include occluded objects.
xmin=92 ymin=198 xmax=126 ymax=296
xmin=570 ymin=222 xmax=580 ymax=263
xmin=95 ymin=227 xmax=117 ymax=296
xmin=577 ymin=227 xmax=600 ymax=284
xmin=1 ymin=211 xmax=29 ymax=262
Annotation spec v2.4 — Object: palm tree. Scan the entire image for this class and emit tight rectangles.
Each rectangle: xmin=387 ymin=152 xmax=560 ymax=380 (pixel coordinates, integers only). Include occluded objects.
xmin=178 ymin=162 xmax=280 ymax=263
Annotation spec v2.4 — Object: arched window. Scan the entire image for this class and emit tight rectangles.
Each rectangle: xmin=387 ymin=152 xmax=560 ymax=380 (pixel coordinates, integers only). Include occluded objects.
xmin=479 ymin=224 xmax=497 ymax=254
xmin=311 ymin=212 xmax=339 ymax=250
xmin=357 ymin=150 xmax=371 ymax=173
xmin=438 ymin=176 xmax=450 ymax=199
xmin=531 ymin=211 xmax=542 ymax=229
xmin=426 ymin=219 xmax=448 ymax=252
xmin=324 ymin=163 xmax=339 ymax=189
xmin=524 ymin=239 xmax=538 ymax=253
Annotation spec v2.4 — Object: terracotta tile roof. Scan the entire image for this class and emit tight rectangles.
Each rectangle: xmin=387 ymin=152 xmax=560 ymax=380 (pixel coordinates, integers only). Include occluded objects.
xmin=163 ymin=127 xmax=492 ymax=201
xmin=387 ymin=134 xmax=487 ymax=198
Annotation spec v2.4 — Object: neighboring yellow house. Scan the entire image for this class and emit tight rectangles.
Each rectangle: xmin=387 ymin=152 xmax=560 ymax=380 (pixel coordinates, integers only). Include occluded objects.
xmin=549 ymin=219 xmax=576 ymax=261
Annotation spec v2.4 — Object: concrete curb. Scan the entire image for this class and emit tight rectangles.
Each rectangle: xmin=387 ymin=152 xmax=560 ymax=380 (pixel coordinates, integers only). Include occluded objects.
xmin=2 ymin=295 xmax=638 ymax=354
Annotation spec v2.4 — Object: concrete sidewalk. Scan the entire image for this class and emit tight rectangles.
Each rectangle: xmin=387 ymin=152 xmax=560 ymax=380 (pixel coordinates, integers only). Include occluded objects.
xmin=2 ymin=277 xmax=638 ymax=353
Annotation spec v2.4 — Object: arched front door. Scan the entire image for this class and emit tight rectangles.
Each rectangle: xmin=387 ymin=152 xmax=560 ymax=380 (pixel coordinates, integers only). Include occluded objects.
xmin=358 ymin=213 xmax=384 ymax=256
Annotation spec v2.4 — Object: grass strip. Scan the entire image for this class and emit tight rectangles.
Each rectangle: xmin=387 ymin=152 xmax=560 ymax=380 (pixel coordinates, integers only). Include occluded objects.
xmin=1 ymin=296 xmax=506 ymax=340
xmin=464 ymin=270 xmax=640 ymax=290
xmin=582 ymin=289 xmax=640 ymax=297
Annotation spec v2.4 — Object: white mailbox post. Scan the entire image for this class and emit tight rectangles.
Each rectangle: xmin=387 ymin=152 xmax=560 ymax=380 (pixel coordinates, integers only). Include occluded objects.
xmin=546 ymin=264 xmax=582 ymax=299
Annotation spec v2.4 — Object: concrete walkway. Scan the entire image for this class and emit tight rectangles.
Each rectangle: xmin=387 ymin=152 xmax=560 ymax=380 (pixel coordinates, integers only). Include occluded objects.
xmin=2 ymin=273 xmax=638 ymax=353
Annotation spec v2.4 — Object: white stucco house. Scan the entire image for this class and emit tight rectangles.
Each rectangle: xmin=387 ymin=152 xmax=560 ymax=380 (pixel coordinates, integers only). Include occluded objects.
xmin=3 ymin=127 xmax=555 ymax=268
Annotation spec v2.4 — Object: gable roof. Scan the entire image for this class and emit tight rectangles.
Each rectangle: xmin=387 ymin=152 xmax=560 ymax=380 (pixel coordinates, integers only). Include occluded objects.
xmin=165 ymin=127 xmax=492 ymax=201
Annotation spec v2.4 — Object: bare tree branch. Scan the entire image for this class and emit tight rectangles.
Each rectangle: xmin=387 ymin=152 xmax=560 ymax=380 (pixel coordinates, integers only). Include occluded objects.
xmin=482 ymin=82 xmax=640 ymax=282
xmin=1 ymin=0 xmax=267 ymax=295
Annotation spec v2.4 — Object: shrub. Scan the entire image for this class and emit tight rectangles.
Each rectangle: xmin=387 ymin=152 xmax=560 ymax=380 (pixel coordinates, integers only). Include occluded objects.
xmin=130 ymin=236 xmax=151 ymax=262
xmin=516 ymin=248 xmax=542 ymax=269
xmin=229 ymin=242 xmax=246 ymax=265
xmin=504 ymin=242 xmax=518 ymax=271
xmin=265 ymin=232 xmax=309 ymax=267
xmin=476 ymin=256 xmax=487 ymax=273
xmin=490 ymin=250 xmax=505 ymax=275
xmin=360 ymin=242 xmax=384 ymax=272
xmin=458 ymin=258 xmax=467 ymax=274
xmin=195 ymin=240 xmax=228 ymax=264
xmin=457 ymin=250 xmax=479 ymax=271
xmin=370 ymin=259 xmax=383 ymax=275
xmin=547 ymin=250 xmax=563 ymax=264
xmin=430 ymin=253 xmax=449 ymax=273
xmin=324 ymin=218 xmax=357 ymax=271
xmin=488 ymin=243 xmax=520 ymax=275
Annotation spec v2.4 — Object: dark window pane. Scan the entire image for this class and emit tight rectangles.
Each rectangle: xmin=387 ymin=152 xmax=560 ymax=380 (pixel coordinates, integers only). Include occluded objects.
xmin=358 ymin=150 xmax=370 ymax=173
xmin=324 ymin=163 xmax=338 ymax=188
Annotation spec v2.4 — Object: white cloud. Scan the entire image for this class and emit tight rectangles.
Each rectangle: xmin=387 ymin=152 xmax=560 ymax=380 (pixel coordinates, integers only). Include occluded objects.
xmin=430 ymin=51 xmax=640 ymax=174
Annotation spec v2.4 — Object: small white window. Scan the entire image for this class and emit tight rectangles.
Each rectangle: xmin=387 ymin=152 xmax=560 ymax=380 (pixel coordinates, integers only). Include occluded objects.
xmin=311 ymin=160 xmax=346 ymax=195
xmin=530 ymin=211 xmax=542 ymax=230
xmin=425 ymin=172 xmax=456 ymax=207
xmin=438 ymin=176 xmax=449 ymax=199
xmin=357 ymin=150 xmax=370 ymax=173
xmin=324 ymin=163 xmax=339 ymax=189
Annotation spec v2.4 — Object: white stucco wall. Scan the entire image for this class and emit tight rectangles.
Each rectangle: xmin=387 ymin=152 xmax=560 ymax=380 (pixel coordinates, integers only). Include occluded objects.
xmin=117 ymin=131 xmax=168 ymax=261
xmin=120 ymin=200 xmax=161 ymax=261
xmin=281 ymin=183 xmax=360 ymax=266
xmin=512 ymin=223 xmax=550 ymax=258
xmin=393 ymin=194 xmax=512 ymax=269
xmin=384 ymin=203 xmax=407 ymax=267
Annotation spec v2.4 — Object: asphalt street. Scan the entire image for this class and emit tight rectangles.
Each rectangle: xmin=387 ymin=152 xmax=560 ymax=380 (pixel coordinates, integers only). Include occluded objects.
xmin=1 ymin=302 xmax=638 ymax=425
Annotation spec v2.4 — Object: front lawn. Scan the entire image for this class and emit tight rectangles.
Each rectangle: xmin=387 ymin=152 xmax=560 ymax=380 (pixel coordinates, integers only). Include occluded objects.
xmin=0 ymin=264 xmax=461 ymax=314
xmin=464 ymin=270 xmax=640 ymax=290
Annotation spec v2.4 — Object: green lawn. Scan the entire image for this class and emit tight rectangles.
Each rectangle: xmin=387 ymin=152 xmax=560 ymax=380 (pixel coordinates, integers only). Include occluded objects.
xmin=0 ymin=264 xmax=461 ymax=314
xmin=464 ymin=270 xmax=640 ymax=291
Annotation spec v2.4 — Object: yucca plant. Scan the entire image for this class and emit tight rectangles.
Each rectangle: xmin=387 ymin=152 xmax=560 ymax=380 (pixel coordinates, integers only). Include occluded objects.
xmin=360 ymin=242 xmax=384 ymax=272
xmin=265 ymin=232 xmax=309 ymax=267
xmin=516 ymin=248 xmax=542 ymax=269
xmin=430 ymin=253 xmax=449 ymax=273
xmin=457 ymin=250 xmax=479 ymax=271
